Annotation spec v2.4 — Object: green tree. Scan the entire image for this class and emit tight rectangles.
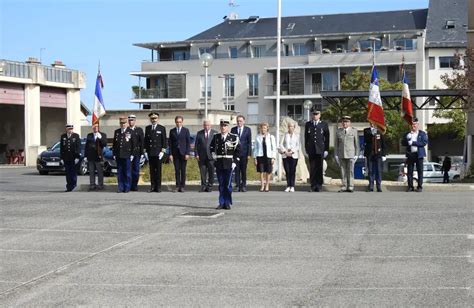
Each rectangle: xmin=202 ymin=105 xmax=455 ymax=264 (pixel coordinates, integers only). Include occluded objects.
xmin=321 ymin=67 xmax=408 ymax=153
xmin=428 ymin=71 xmax=467 ymax=141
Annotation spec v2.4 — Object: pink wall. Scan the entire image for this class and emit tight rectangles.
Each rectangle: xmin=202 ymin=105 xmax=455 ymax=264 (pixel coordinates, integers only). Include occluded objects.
xmin=0 ymin=82 xmax=24 ymax=105
xmin=40 ymin=87 xmax=66 ymax=108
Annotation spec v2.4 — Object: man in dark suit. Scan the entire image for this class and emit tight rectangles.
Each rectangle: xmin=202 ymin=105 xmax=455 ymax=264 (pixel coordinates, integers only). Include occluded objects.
xmin=128 ymin=114 xmax=144 ymax=191
xmin=169 ymin=115 xmax=191 ymax=192
xmin=363 ymin=122 xmax=386 ymax=192
xmin=210 ymin=120 xmax=240 ymax=210
xmin=144 ymin=112 xmax=167 ymax=193
xmin=60 ymin=124 xmax=81 ymax=192
xmin=401 ymin=118 xmax=428 ymax=192
xmin=195 ymin=119 xmax=217 ymax=192
xmin=231 ymin=115 xmax=252 ymax=192
xmin=113 ymin=116 xmax=135 ymax=193
xmin=84 ymin=123 xmax=107 ymax=191
xmin=304 ymin=109 xmax=329 ymax=192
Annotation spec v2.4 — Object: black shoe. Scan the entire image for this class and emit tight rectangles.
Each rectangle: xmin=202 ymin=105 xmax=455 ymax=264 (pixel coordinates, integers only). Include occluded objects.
xmin=97 ymin=186 xmax=104 ymax=191
xmin=366 ymin=187 xmax=374 ymax=192
xmin=347 ymin=189 xmax=354 ymax=193
xmin=406 ymin=187 xmax=415 ymax=192
xmin=376 ymin=188 xmax=382 ymax=192
xmin=216 ymin=205 xmax=224 ymax=210
xmin=88 ymin=186 xmax=97 ymax=191
xmin=338 ymin=189 xmax=346 ymax=193
xmin=416 ymin=187 xmax=423 ymax=192
xmin=199 ymin=187 xmax=206 ymax=192
xmin=156 ymin=189 xmax=161 ymax=193
xmin=148 ymin=189 xmax=156 ymax=193
xmin=130 ymin=188 xmax=138 ymax=192
xmin=179 ymin=188 xmax=185 ymax=193
xmin=224 ymin=204 xmax=231 ymax=210
xmin=241 ymin=187 xmax=247 ymax=192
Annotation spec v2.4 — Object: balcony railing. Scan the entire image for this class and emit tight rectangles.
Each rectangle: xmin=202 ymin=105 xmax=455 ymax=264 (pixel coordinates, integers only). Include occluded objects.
xmin=44 ymin=67 xmax=72 ymax=83
xmin=0 ymin=60 xmax=30 ymax=79
xmin=133 ymin=88 xmax=168 ymax=99
xmin=266 ymin=84 xmax=290 ymax=96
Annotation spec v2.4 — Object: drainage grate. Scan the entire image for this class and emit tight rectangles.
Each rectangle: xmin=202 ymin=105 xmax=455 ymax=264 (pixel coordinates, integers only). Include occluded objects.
xmin=179 ymin=212 xmax=224 ymax=218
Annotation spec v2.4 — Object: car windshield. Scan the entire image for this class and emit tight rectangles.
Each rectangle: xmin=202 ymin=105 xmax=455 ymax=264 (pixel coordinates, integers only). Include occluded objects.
xmin=50 ymin=142 xmax=60 ymax=152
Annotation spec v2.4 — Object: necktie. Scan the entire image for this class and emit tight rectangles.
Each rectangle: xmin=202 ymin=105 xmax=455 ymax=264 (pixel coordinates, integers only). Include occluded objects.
xmin=67 ymin=134 xmax=71 ymax=139
xmin=205 ymin=131 xmax=208 ymax=141
xmin=152 ymin=125 xmax=156 ymax=131
xmin=177 ymin=128 xmax=180 ymax=135
xmin=238 ymin=128 xmax=241 ymax=137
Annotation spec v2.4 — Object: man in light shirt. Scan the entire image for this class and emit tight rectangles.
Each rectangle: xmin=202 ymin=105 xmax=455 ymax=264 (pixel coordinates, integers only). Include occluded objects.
xmin=401 ymin=118 xmax=428 ymax=192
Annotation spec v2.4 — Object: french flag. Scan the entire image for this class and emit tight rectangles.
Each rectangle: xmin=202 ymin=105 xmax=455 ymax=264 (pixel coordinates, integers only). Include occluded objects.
xmin=401 ymin=68 xmax=414 ymax=125
xmin=367 ymin=66 xmax=386 ymax=133
xmin=92 ymin=70 xmax=106 ymax=125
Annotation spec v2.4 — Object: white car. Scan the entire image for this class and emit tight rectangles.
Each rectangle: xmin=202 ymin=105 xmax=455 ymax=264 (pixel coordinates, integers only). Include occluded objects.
xmin=397 ymin=162 xmax=461 ymax=183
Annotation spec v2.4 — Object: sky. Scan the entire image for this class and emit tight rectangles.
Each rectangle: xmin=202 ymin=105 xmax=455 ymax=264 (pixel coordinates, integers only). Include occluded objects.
xmin=0 ymin=0 xmax=429 ymax=111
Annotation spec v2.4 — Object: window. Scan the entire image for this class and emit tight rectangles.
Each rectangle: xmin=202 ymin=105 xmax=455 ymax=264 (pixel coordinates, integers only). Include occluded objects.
xmin=252 ymin=45 xmax=264 ymax=58
xmin=247 ymin=102 xmax=259 ymax=124
xmin=172 ymin=50 xmax=188 ymax=61
xmin=287 ymin=103 xmax=303 ymax=121
xmin=439 ymin=56 xmax=455 ymax=69
xmin=394 ymin=39 xmax=415 ymax=50
xmin=248 ymin=74 xmax=259 ymax=96
xmin=445 ymin=20 xmax=455 ymax=29
xmin=423 ymin=164 xmax=433 ymax=172
xmin=293 ymin=43 xmax=306 ymax=56
xmin=359 ymin=40 xmax=381 ymax=51
xmin=223 ymin=74 xmax=235 ymax=97
xmin=224 ymin=103 xmax=235 ymax=111
xmin=282 ymin=44 xmax=290 ymax=56
xmin=199 ymin=47 xmax=212 ymax=57
xmin=200 ymin=75 xmax=211 ymax=98
xmin=229 ymin=46 xmax=238 ymax=58
xmin=322 ymin=72 xmax=337 ymax=91
xmin=429 ymin=57 xmax=436 ymax=70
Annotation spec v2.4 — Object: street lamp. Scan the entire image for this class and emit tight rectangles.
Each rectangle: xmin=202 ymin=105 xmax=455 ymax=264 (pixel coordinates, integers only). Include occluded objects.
xmin=200 ymin=53 xmax=214 ymax=119
xmin=304 ymin=99 xmax=313 ymax=121
xmin=368 ymin=37 xmax=381 ymax=63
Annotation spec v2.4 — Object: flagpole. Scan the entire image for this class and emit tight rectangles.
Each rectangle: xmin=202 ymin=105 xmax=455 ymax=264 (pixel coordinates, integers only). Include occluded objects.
xmin=276 ymin=0 xmax=282 ymax=182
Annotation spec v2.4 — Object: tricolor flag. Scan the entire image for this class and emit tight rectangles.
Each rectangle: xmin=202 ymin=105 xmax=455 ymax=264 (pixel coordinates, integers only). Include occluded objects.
xmin=367 ymin=66 xmax=386 ymax=133
xmin=400 ymin=65 xmax=414 ymax=125
xmin=92 ymin=70 xmax=106 ymax=125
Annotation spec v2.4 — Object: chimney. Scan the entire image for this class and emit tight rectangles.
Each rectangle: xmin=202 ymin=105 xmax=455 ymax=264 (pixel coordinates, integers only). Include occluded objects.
xmin=26 ymin=57 xmax=41 ymax=64
xmin=51 ymin=60 xmax=66 ymax=68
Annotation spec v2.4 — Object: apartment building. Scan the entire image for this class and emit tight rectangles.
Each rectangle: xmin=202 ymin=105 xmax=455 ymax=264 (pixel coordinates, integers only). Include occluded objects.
xmin=131 ymin=0 xmax=466 ymax=131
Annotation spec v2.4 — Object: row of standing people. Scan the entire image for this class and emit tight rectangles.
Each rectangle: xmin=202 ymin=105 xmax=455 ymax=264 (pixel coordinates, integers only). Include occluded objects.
xmin=59 ymin=109 xmax=428 ymax=195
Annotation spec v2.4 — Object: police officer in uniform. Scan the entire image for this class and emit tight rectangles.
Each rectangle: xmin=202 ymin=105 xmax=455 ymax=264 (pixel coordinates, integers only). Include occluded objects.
xmin=304 ymin=109 xmax=330 ymax=192
xmin=60 ymin=124 xmax=81 ymax=192
xmin=363 ymin=123 xmax=386 ymax=192
xmin=128 ymin=114 xmax=144 ymax=191
xmin=113 ymin=116 xmax=135 ymax=193
xmin=210 ymin=120 xmax=240 ymax=210
xmin=144 ymin=112 xmax=167 ymax=192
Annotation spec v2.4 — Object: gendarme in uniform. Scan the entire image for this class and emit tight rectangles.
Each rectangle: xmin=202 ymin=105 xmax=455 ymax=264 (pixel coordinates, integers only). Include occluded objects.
xmin=210 ymin=120 xmax=240 ymax=210
xmin=60 ymin=124 xmax=81 ymax=192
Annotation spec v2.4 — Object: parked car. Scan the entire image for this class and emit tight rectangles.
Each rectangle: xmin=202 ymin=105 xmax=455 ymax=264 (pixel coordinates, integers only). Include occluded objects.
xmin=36 ymin=139 xmax=88 ymax=175
xmin=397 ymin=162 xmax=461 ymax=183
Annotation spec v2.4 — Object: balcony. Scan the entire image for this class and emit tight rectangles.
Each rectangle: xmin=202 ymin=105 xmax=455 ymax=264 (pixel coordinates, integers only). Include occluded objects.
xmin=0 ymin=60 xmax=30 ymax=79
xmin=133 ymin=88 xmax=168 ymax=99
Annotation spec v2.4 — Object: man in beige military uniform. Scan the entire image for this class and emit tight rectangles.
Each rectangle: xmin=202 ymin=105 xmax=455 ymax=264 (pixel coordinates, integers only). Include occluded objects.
xmin=334 ymin=116 xmax=360 ymax=192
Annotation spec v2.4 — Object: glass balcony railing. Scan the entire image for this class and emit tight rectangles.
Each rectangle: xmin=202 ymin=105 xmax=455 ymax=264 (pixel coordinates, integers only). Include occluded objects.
xmin=0 ymin=60 xmax=30 ymax=79
xmin=133 ymin=88 xmax=169 ymax=99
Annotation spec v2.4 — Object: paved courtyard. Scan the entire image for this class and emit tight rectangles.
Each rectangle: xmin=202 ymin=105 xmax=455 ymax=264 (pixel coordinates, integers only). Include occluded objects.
xmin=0 ymin=167 xmax=472 ymax=306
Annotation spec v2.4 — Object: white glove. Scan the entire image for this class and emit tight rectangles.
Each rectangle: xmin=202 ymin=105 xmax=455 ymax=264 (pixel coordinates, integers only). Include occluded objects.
xmin=382 ymin=156 xmax=387 ymax=162
xmin=408 ymin=140 xmax=413 ymax=146
xmin=211 ymin=152 xmax=217 ymax=160
xmin=113 ymin=156 xmax=116 ymax=160
xmin=407 ymin=133 xmax=412 ymax=140
xmin=130 ymin=155 xmax=134 ymax=161
xmin=323 ymin=151 xmax=328 ymax=158
xmin=353 ymin=156 xmax=358 ymax=161
xmin=158 ymin=152 xmax=164 ymax=160
xmin=144 ymin=152 xmax=149 ymax=160
xmin=96 ymin=132 xmax=102 ymax=139
xmin=231 ymin=162 xmax=236 ymax=169
xmin=60 ymin=159 xmax=64 ymax=165
xmin=335 ymin=156 xmax=339 ymax=165
xmin=74 ymin=158 xmax=79 ymax=164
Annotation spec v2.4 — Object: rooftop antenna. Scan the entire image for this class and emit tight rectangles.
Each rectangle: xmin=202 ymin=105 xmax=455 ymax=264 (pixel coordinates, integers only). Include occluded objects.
xmin=227 ymin=0 xmax=239 ymax=20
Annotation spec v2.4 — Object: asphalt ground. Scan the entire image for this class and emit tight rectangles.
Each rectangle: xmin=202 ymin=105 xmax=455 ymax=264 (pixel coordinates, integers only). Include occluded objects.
xmin=0 ymin=167 xmax=472 ymax=306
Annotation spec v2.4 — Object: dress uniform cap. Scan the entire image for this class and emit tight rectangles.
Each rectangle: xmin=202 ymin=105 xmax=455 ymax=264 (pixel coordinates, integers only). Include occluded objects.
xmin=311 ymin=108 xmax=321 ymax=114
xmin=412 ymin=117 xmax=419 ymax=123
xmin=341 ymin=115 xmax=351 ymax=121
xmin=65 ymin=124 xmax=74 ymax=129
xmin=119 ymin=116 xmax=127 ymax=124
xmin=128 ymin=114 xmax=136 ymax=120
xmin=219 ymin=119 xmax=230 ymax=126
xmin=148 ymin=112 xmax=159 ymax=118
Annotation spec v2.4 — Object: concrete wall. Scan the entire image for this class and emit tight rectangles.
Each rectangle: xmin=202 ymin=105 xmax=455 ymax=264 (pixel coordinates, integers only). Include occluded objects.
xmin=40 ymin=107 xmax=67 ymax=147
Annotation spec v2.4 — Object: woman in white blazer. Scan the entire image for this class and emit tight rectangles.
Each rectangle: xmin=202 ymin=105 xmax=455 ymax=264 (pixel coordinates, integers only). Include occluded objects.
xmin=278 ymin=121 xmax=300 ymax=192
xmin=253 ymin=122 xmax=277 ymax=192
